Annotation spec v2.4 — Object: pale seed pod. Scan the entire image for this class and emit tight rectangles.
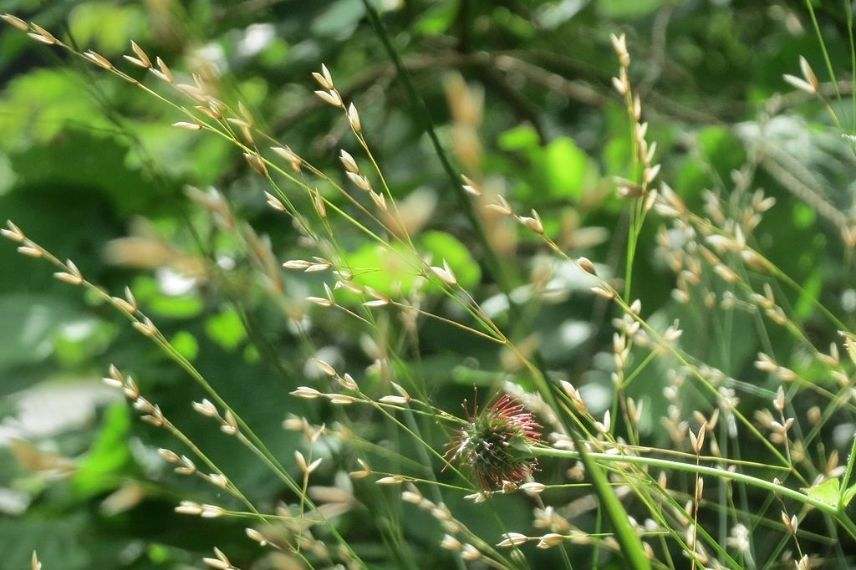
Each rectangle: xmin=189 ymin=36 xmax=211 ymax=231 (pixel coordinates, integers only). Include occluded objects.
xmin=245 ymin=527 xmax=268 ymax=547
xmin=440 ymin=534 xmax=462 ymax=551
xmin=378 ymin=474 xmax=411 ymax=486
xmin=192 ymin=399 xmax=219 ymax=417
xmin=158 ymin=448 xmax=181 ymax=464
xmin=271 ymin=146 xmax=302 ymax=172
xmin=1 ymin=220 xmax=25 ymax=241
xmin=497 ymin=532 xmax=528 ymax=548
xmin=125 ymin=41 xmax=151 ymax=68
xmin=378 ymin=395 xmax=409 ymax=406
xmin=28 ymin=24 xmax=60 ymax=46
xmin=461 ymin=544 xmax=481 ymax=561
xmin=243 ymin=152 xmax=268 ymax=176
xmin=203 ymin=547 xmax=233 ymax=570
xmin=83 ymin=50 xmax=113 ymax=70
xmin=315 ymin=89 xmax=343 ymax=107
xmin=54 ymin=271 xmax=82 ymax=285
xmin=152 ymin=57 xmax=173 ymax=83
xmin=520 ymin=481 xmax=545 ymax=496
xmin=132 ymin=317 xmax=157 ymax=337
xmin=175 ymin=500 xmax=203 ymax=515
xmin=1 ymin=13 xmax=28 ymax=31
xmin=313 ymin=64 xmax=334 ymax=90
xmin=347 ymin=102 xmax=362 ymax=132
xmin=209 ymin=473 xmax=229 ymax=490
xmin=339 ymin=149 xmax=359 ymax=173
xmin=576 ymin=257 xmax=596 ymax=275
xmin=537 ymin=533 xmax=564 ymax=549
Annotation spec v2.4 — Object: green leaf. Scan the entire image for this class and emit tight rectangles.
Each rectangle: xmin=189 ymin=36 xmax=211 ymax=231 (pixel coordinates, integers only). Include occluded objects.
xmin=170 ymin=330 xmax=199 ymax=361
xmin=346 ymin=242 xmax=416 ymax=296
xmin=149 ymin=294 xmax=204 ymax=319
xmin=68 ymin=4 xmax=147 ymax=54
xmin=793 ymin=272 xmax=822 ymax=322
xmin=498 ymin=124 xmax=540 ymax=152
xmin=0 ymin=71 xmax=109 ymax=150
xmin=603 ymin=134 xmax=633 ymax=177
xmin=840 ymin=436 xmax=856 ymax=507
xmin=73 ymin=403 xmax=133 ymax=498
xmin=414 ymin=0 xmax=457 ymax=35
xmin=9 ymin=130 xmax=175 ymax=216
xmin=697 ymin=126 xmax=746 ymax=179
xmin=793 ymin=203 xmax=816 ymax=229
xmin=420 ymin=231 xmax=481 ymax=290
xmin=345 ymin=231 xmax=480 ymax=297
xmin=543 ymin=136 xmax=589 ymax=200
xmin=205 ymin=309 xmax=247 ymax=351
xmin=843 ymin=484 xmax=856 ymax=508
xmin=577 ymin=439 xmax=651 ymax=569
xmin=598 ymin=0 xmax=662 ymax=19
xmin=803 ymin=477 xmax=840 ymax=508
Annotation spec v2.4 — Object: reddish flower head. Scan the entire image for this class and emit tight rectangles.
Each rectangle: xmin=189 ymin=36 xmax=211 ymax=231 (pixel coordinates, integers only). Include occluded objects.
xmin=446 ymin=394 xmax=542 ymax=489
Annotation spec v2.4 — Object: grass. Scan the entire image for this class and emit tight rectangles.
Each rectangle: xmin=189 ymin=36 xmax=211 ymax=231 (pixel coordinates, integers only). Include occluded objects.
xmin=2 ymin=4 xmax=856 ymax=569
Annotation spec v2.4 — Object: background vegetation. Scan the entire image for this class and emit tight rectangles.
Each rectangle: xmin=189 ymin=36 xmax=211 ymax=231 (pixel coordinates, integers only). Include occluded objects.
xmin=0 ymin=0 xmax=854 ymax=568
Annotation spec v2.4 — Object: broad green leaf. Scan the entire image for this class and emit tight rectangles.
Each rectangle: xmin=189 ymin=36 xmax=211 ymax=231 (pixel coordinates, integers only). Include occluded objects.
xmin=843 ymin=484 xmax=856 ymax=508
xmin=603 ymin=134 xmax=633 ymax=177
xmin=205 ymin=309 xmax=247 ymax=351
xmin=498 ymin=128 xmax=595 ymax=201
xmin=73 ymin=403 xmax=133 ymax=498
xmin=170 ymin=330 xmax=199 ymax=361
xmin=420 ymin=231 xmax=481 ymax=289
xmin=598 ymin=0 xmax=662 ymax=19
xmin=346 ymin=242 xmax=416 ymax=296
xmin=793 ymin=203 xmax=816 ymax=229
xmin=10 ymin=131 xmax=175 ymax=216
xmin=345 ymin=231 xmax=480 ymax=296
xmin=498 ymin=124 xmax=540 ymax=152
xmin=68 ymin=3 xmax=147 ymax=54
xmin=492 ymin=7 xmax=536 ymax=38
xmin=414 ymin=0 xmax=457 ymax=35
xmin=803 ymin=477 xmax=840 ymax=508
xmin=794 ymin=272 xmax=822 ymax=322
xmin=697 ymin=126 xmax=746 ymax=179
xmin=544 ymin=136 xmax=589 ymax=200
xmin=149 ymin=294 xmax=204 ymax=319
xmin=0 ymin=71 xmax=109 ymax=150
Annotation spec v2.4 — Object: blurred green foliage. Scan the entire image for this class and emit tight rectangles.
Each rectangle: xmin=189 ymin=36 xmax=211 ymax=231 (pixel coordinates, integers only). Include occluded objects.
xmin=0 ymin=0 xmax=854 ymax=568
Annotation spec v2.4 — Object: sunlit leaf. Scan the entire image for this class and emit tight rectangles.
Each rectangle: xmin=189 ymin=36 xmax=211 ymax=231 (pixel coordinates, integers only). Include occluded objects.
xmin=73 ymin=403 xmax=133 ymax=498
xmin=205 ymin=309 xmax=247 ymax=351
xmin=803 ymin=477 xmax=839 ymax=509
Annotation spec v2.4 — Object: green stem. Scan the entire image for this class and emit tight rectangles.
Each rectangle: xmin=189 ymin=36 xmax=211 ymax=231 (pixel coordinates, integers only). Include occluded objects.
xmin=840 ymin=436 xmax=856 ymax=510
xmin=804 ymin=0 xmax=841 ymax=100
xmin=846 ymin=0 xmax=856 ymax=133
xmin=527 ymin=445 xmax=856 ymax=537
xmin=359 ymin=5 xmax=651 ymax=568
xmin=359 ymin=0 xmax=513 ymax=294
xmin=767 ymin=263 xmax=851 ymax=332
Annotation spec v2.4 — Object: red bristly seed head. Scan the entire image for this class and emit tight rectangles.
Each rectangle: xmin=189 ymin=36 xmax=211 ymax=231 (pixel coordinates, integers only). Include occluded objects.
xmin=446 ymin=394 xmax=541 ymax=489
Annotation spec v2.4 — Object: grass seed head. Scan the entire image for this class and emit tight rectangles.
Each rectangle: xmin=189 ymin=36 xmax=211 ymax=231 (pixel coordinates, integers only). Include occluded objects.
xmin=446 ymin=394 xmax=541 ymax=489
